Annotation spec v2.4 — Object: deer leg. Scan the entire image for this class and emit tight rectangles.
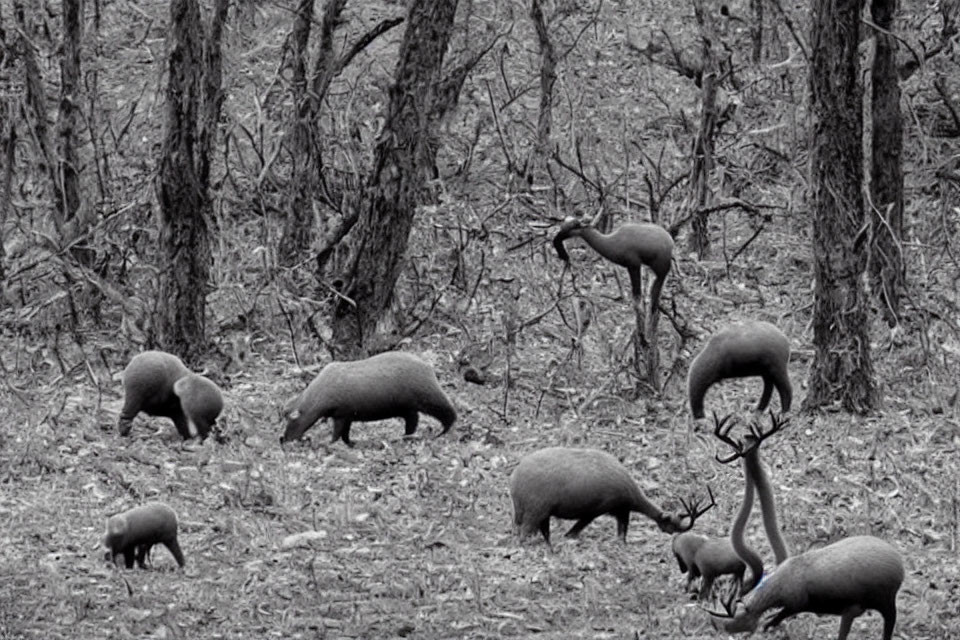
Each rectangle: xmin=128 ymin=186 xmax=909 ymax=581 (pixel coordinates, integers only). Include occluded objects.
xmin=331 ymin=418 xmax=354 ymax=447
xmin=538 ymin=519 xmax=551 ymax=543
xmin=756 ymin=376 xmax=774 ymax=412
xmin=403 ymin=412 xmax=419 ymax=436
xmin=763 ymin=607 xmax=797 ymax=630
xmin=565 ymin=516 xmax=598 ymax=539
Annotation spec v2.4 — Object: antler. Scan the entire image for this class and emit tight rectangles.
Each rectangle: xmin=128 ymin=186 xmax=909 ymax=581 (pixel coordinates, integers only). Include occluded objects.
xmin=714 ymin=410 xmax=790 ymax=464
xmin=712 ymin=412 xmax=743 ymax=463
xmin=674 ymin=485 xmax=716 ymax=532
xmin=700 ymin=579 xmax=740 ymax=618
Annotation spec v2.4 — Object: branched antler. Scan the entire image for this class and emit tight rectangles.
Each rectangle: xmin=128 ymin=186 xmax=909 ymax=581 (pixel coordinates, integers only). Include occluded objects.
xmin=675 ymin=485 xmax=716 ymax=532
xmin=714 ymin=410 xmax=790 ymax=464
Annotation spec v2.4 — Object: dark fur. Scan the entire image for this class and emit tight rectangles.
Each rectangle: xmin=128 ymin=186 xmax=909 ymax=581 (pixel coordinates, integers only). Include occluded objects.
xmin=672 ymin=531 xmax=747 ymax=599
xmin=104 ymin=502 xmax=185 ymax=569
xmin=687 ymin=321 xmax=792 ymax=419
xmin=280 ymin=351 xmax=456 ymax=446
xmin=510 ymin=447 xmax=684 ymax=543
xmin=119 ymin=351 xmax=223 ymax=440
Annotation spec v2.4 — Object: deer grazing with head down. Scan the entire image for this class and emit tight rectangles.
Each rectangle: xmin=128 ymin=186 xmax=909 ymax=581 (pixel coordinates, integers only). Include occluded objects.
xmin=706 ymin=412 xmax=904 ymax=640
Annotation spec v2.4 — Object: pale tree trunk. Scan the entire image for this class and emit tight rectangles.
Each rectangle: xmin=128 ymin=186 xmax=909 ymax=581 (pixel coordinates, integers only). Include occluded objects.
xmin=154 ymin=0 xmax=228 ymax=362
xmin=804 ymin=0 xmax=877 ymax=413
xmin=331 ymin=0 xmax=459 ymax=355
xmin=869 ymin=0 xmax=904 ymax=327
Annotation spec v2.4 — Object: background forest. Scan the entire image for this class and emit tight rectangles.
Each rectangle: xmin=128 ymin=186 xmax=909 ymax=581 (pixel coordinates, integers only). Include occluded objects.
xmin=0 ymin=0 xmax=959 ymax=638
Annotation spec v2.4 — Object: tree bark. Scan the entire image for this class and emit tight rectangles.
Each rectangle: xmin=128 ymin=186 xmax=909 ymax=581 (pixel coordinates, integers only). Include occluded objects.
xmin=804 ymin=0 xmax=877 ymax=414
xmin=529 ymin=0 xmax=555 ymax=174
xmin=279 ymin=0 xmax=330 ymax=267
xmin=331 ymin=0 xmax=459 ymax=355
xmin=56 ymin=0 xmax=82 ymax=231
xmin=154 ymin=0 xmax=228 ymax=362
xmin=688 ymin=0 xmax=717 ymax=259
xmin=868 ymin=0 xmax=904 ymax=327
xmin=750 ymin=0 xmax=763 ymax=62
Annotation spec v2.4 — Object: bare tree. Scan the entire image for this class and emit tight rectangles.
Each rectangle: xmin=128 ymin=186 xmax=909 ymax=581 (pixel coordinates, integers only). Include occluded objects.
xmin=803 ymin=0 xmax=877 ymax=413
xmin=154 ymin=0 xmax=228 ymax=361
xmin=868 ymin=0 xmax=904 ymax=327
xmin=331 ymin=0 xmax=459 ymax=354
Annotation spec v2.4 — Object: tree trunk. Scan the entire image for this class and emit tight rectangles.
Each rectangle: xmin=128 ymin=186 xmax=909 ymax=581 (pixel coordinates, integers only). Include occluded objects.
xmin=868 ymin=0 xmax=904 ymax=327
xmin=56 ymin=0 xmax=82 ymax=232
xmin=16 ymin=2 xmax=63 ymax=230
xmin=529 ymin=0 xmax=555 ymax=175
xmin=331 ymin=0 xmax=459 ymax=355
xmin=688 ymin=0 xmax=718 ymax=259
xmin=279 ymin=0 xmax=333 ymax=267
xmin=803 ymin=0 xmax=877 ymax=414
xmin=154 ymin=0 xmax=228 ymax=362
xmin=0 ymin=100 xmax=11 ymax=287
xmin=750 ymin=0 xmax=763 ymax=62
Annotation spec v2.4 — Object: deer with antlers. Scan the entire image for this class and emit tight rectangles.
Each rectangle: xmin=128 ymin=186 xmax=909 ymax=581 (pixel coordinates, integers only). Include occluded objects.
xmin=707 ymin=412 xmax=904 ymax=640
xmin=510 ymin=447 xmax=714 ymax=544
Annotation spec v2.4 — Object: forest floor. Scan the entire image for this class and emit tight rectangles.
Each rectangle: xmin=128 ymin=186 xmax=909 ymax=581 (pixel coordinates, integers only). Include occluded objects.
xmin=1 ymin=259 xmax=958 ymax=640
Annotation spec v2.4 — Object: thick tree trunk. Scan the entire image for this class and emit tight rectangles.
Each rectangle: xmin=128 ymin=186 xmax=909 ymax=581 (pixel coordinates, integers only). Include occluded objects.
xmin=331 ymin=0 xmax=459 ymax=355
xmin=869 ymin=0 xmax=904 ymax=327
xmin=154 ymin=0 xmax=227 ymax=362
xmin=804 ymin=0 xmax=877 ymax=413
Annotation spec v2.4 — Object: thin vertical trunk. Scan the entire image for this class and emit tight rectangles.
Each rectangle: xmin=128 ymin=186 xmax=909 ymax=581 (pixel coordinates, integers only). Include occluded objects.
xmin=331 ymin=0 xmax=459 ymax=355
xmin=688 ymin=0 xmax=718 ymax=259
xmin=804 ymin=0 xmax=877 ymax=413
xmin=279 ymin=0 xmax=337 ymax=267
xmin=869 ymin=0 xmax=904 ymax=327
xmin=688 ymin=72 xmax=717 ymax=259
xmin=750 ymin=0 xmax=763 ymax=62
xmin=529 ymin=0 xmax=555 ymax=174
xmin=57 ymin=0 xmax=82 ymax=232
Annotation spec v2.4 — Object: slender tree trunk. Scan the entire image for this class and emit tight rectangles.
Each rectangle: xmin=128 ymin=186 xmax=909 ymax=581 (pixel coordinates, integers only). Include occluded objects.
xmin=750 ymin=0 xmax=763 ymax=62
xmin=688 ymin=0 xmax=717 ymax=259
xmin=804 ymin=0 xmax=877 ymax=413
xmin=331 ymin=0 xmax=459 ymax=355
xmin=0 ymin=100 xmax=11 ymax=287
xmin=57 ymin=0 xmax=82 ymax=233
xmin=0 ymin=4 xmax=9 ymax=285
xmin=279 ymin=0 xmax=333 ymax=267
xmin=529 ymin=0 xmax=555 ymax=174
xmin=155 ymin=0 xmax=228 ymax=361
xmin=869 ymin=0 xmax=904 ymax=327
